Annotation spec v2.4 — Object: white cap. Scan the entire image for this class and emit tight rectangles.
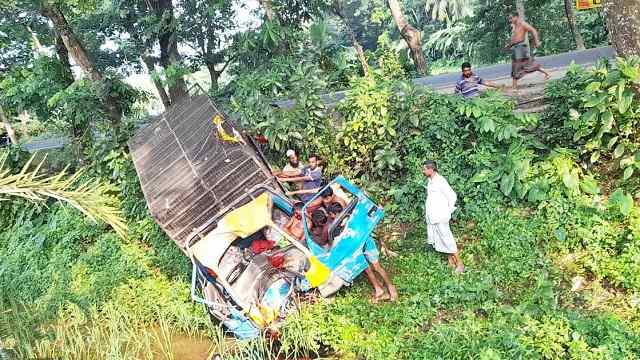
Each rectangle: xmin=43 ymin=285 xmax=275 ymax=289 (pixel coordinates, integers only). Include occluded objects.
xmin=286 ymin=149 xmax=295 ymax=157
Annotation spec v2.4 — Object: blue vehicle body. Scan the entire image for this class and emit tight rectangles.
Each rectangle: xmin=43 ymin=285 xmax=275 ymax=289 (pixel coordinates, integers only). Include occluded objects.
xmin=302 ymin=176 xmax=384 ymax=285
xmin=188 ymin=177 xmax=384 ymax=339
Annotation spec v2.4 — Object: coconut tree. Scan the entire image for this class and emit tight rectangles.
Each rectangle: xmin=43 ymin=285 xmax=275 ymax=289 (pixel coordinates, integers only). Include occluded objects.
xmin=424 ymin=0 xmax=473 ymax=22
xmin=0 ymin=154 xmax=127 ymax=238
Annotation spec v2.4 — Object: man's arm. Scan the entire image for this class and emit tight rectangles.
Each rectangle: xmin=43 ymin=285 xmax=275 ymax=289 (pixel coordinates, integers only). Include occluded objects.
xmin=278 ymin=175 xmax=311 ymax=183
xmin=522 ymin=21 xmax=540 ymax=47
xmin=306 ymin=196 xmax=323 ymax=210
xmin=442 ymin=181 xmax=458 ymax=213
xmin=284 ymin=217 xmax=294 ymax=232
xmin=455 ymin=81 xmax=463 ymax=95
xmin=286 ymin=188 xmax=320 ymax=196
xmin=281 ymin=168 xmax=302 ymax=177
xmin=480 ymin=78 xmax=501 ymax=89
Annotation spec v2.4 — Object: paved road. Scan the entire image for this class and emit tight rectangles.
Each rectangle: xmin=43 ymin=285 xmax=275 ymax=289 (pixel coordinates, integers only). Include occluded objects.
xmin=273 ymin=46 xmax=615 ymax=109
xmin=18 ymin=46 xmax=616 ymax=150
xmin=22 ymin=137 xmax=67 ymax=152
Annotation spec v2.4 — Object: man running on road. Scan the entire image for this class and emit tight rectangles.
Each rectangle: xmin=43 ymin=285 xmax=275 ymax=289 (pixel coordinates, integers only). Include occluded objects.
xmin=506 ymin=13 xmax=550 ymax=90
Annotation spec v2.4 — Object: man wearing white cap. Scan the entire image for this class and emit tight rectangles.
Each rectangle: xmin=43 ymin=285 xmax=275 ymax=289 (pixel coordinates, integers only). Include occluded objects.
xmin=273 ymin=149 xmax=304 ymax=191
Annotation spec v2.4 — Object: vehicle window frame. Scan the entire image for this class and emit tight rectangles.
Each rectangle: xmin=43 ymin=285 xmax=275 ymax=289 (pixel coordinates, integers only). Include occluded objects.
xmin=327 ymin=199 xmax=357 ymax=246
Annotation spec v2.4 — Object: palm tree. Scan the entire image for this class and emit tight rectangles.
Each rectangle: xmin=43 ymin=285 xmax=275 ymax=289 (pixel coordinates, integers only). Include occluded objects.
xmin=0 ymin=154 xmax=127 ymax=239
xmin=424 ymin=0 xmax=473 ymax=22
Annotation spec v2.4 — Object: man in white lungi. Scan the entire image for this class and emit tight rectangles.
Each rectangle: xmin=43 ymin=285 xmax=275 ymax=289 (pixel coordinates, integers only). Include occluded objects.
xmin=423 ymin=160 xmax=464 ymax=273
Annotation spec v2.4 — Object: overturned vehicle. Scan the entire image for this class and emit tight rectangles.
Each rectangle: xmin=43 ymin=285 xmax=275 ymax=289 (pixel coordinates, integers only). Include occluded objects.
xmin=129 ymin=94 xmax=384 ymax=339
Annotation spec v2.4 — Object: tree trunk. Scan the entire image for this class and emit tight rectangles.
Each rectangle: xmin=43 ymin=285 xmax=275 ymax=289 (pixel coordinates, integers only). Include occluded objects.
xmin=55 ymin=33 xmax=75 ymax=85
xmin=142 ymin=55 xmax=171 ymax=109
xmin=387 ymin=0 xmax=427 ymax=75
xmin=516 ymin=0 xmax=526 ymax=21
xmin=332 ymin=0 xmax=369 ymax=76
xmin=41 ymin=5 xmax=102 ymax=82
xmin=155 ymin=0 xmax=188 ymax=104
xmin=259 ymin=0 xmax=275 ymax=21
xmin=206 ymin=62 xmax=221 ymax=92
xmin=347 ymin=29 xmax=370 ymax=76
xmin=564 ymin=0 xmax=586 ymax=50
xmin=0 ymin=106 xmax=18 ymax=145
xmin=25 ymin=25 xmax=45 ymax=56
xmin=515 ymin=0 xmax=531 ymax=47
xmin=603 ymin=0 xmax=640 ymax=57
xmin=42 ymin=4 xmax=122 ymax=130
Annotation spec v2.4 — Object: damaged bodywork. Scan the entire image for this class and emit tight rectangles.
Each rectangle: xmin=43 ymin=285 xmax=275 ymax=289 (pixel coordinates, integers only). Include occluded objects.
xmin=129 ymin=93 xmax=384 ymax=338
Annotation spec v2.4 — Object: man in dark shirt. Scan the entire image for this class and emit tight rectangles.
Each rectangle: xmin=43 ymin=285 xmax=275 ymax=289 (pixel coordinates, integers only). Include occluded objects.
xmin=455 ymin=62 xmax=500 ymax=99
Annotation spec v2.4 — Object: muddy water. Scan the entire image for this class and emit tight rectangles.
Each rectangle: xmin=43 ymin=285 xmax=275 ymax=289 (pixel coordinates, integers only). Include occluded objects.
xmin=168 ymin=333 xmax=213 ymax=359
xmin=147 ymin=328 xmax=214 ymax=360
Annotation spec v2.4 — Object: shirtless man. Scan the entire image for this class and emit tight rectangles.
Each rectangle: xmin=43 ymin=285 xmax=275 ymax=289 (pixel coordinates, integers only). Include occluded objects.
xmin=283 ymin=202 xmax=306 ymax=241
xmin=307 ymin=186 xmax=347 ymax=213
xmin=506 ymin=13 xmax=550 ymax=90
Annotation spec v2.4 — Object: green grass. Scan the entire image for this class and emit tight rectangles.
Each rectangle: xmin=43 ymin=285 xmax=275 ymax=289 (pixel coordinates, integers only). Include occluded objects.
xmin=1 ymin=195 xmax=639 ymax=359
xmin=276 ymin=207 xmax=640 ymax=359
xmin=0 ymin=203 xmax=211 ymax=359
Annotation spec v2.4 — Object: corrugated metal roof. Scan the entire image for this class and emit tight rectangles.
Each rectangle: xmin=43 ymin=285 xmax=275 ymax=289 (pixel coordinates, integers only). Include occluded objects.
xmin=128 ymin=94 xmax=281 ymax=250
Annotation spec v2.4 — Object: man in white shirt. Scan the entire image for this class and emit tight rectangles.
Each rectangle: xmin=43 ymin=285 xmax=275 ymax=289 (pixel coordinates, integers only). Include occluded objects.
xmin=423 ymin=160 xmax=464 ymax=273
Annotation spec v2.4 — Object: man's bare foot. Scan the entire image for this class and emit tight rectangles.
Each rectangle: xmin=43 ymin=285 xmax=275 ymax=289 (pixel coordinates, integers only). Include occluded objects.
xmin=371 ymin=291 xmax=390 ymax=304
xmin=381 ymin=246 xmax=399 ymax=258
xmin=455 ymin=264 xmax=465 ymax=274
xmin=544 ymin=73 xmax=551 ymax=80
xmin=388 ymin=285 xmax=398 ymax=302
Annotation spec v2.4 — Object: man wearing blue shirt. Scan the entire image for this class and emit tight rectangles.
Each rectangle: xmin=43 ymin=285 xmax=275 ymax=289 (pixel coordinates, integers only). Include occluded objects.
xmin=455 ymin=62 xmax=500 ymax=99
xmin=277 ymin=154 xmax=323 ymax=202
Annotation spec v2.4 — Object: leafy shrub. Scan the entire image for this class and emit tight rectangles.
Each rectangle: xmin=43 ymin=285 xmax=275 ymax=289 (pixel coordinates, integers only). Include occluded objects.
xmin=569 ymin=57 xmax=640 ymax=180
xmin=336 ymin=72 xmax=397 ymax=179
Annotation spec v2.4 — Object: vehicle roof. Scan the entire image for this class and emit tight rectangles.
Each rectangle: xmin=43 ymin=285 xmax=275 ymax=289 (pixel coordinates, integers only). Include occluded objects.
xmin=128 ymin=94 xmax=281 ymax=250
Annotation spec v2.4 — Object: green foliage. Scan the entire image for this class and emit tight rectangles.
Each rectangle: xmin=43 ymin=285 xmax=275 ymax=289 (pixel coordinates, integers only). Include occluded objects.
xmin=0 ymin=56 xmax=71 ymax=121
xmin=569 ymin=57 xmax=640 ymax=180
xmin=47 ymin=79 xmax=106 ymax=140
xmin=336 ymin=72 xmax=397 ymax=178
xmin=230 ymin=62 xmax=330 ymax=158
xmin=425 ymin=23 xmax=475 ymax=60
xmin=272 ymin=209 xmax=640 ymax=359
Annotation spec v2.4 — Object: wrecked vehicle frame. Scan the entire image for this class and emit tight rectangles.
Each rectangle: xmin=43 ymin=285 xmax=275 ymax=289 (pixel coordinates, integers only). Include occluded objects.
xmin=128 ymin=92 xmax=384 ymax=339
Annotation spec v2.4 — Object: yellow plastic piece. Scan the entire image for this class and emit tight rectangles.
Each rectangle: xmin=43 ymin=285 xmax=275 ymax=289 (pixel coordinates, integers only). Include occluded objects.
xmin=212 ymin=115 xmax=240 ymax=143
xmin=305 ymin=257 xmax=331 ymax=287
xmin=219 ymin=193 xmax=272 ymax=238
xmin=248 ymin=306 xmax=266 ymax=328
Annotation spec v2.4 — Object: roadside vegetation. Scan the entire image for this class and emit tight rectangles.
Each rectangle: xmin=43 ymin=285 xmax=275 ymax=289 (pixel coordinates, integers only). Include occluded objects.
xmin=1 ymin=0 xmax=639 ymax=359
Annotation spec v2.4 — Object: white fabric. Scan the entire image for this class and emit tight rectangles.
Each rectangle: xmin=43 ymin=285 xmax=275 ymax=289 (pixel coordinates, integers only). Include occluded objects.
xmin=286 ymin=149 xmax=295 ymax=157
xmin=189 ymin=224 xmax=237 ymax=268
xmin=424 ymin=173 xmax=457 ymax=225
xmin=427 ymin=222 xmax=458 ymax=254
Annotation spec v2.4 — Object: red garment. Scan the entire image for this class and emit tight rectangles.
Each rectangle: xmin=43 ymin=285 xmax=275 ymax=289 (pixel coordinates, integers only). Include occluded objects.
xmin=269 ymin=253 xmax=285 ymax=268
xmin=251 ymin=239 xmax=275 ymax=254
